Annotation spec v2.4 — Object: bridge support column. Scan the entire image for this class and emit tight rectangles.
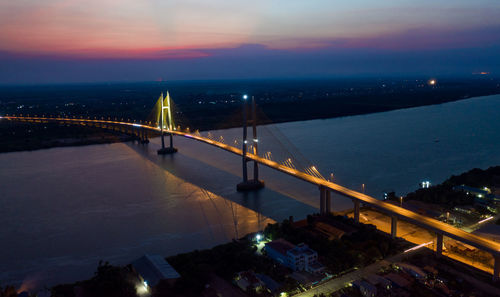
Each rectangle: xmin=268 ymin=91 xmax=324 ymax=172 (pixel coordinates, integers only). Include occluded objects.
xmin=436 ymin=233 xmax=443 ymax=257
xmin=140 ymin=129 xmax=150 ymax=144
xmin=237 ymin=95 xmax=264 ymax=191
xmin=319 ymin=186 xmax=326 ymax=215
xmin=158 ymin=132 xmax=177 ymax=154
xmin=157 ymin=93 xmax=177 ymax=155
xmin=494 ymin=255 xmax=500 ymax=281
xmin=326 ymin=189 xmax=331 ymax=214
xmin=353 ymin=199 xmax=360 ymax=223
xmin=391 ymin=216 xmax=397 ymax=238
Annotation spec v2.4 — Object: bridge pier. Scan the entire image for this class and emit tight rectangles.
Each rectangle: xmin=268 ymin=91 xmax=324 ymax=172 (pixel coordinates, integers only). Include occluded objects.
xmin=436 ymin=233 xmax=443 ymax=257
xmin=319 ymin=186 xmax=331 ymax=215
xmin=320 ymin=186 xmax=326 ymax=215
xmin=391 ymin=216 xmax=398 ymax=238
xmin=326 ymin=189 xmax=331 ymax=214
xmin=494 ymin=255 xmax=500 ymax=281
xmin=140 ymin=129 xmax=149 ymax=144
xmin=237 ymin=95 xmax=264 ymax=191
xmin=353 ymin=199 xmax=360 ymax=223
xmin=158 ymin=132 xmax=177 ymax=154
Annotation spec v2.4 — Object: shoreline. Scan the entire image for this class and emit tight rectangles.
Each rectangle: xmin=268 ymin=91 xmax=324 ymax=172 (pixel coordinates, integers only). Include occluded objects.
xmin=2 ymin=93 xmax=498 ymax=154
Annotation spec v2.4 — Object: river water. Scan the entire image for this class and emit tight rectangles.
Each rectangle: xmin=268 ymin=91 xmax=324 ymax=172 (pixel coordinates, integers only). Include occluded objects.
xmin=1 ymin=94 xmax=500 ymax=290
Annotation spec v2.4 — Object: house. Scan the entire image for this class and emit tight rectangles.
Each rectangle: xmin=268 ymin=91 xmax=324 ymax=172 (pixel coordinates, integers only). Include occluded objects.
xmin=256 ymin=273 xmax=281 ymax=294
xmin=364 ymin=274 xmax=392 ymax=290
xmin=234 ymin=271 xmax=265 ymax=293
xmin=314 ymin=222 xmax=346 ymax=240
xmin=265 ymin=239 xmax=325 ymax=273
xmin=384 ymin=273 xmax=411 ymax=288
xmin=352 ymin=280 xmax=377 ymax=297
xmin=397 ymin=263 xmax=427 ymax=280
xmin=265 ymin=238 xmax=296 ymax=266
xmin=132 ymin=254 xmax=180 ymax=287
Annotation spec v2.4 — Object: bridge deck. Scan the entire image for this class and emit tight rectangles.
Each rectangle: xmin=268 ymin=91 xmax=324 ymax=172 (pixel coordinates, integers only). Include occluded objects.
xmin=3 ymin=116 xmax=500 ymax=257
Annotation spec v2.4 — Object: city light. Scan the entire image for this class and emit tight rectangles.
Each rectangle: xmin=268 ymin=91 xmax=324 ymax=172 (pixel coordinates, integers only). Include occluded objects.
xmin=255 ymin=234 xmax=262 ymax=242
xmin=421 ymin=181 xmax=431 ymax=188
xmin=428 ymin=79 xmax=436 ymax=85
xmin=477 ymin=216 xmax=494 ymax=224
xmin=243 ymin=94 xmax=248 ymax=100
xmin=404 ymin=241 xmax=433 ymax=253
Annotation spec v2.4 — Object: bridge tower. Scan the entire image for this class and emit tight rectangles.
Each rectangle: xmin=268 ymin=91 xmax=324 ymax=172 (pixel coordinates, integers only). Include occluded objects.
xmin=237 ymin=95 xmax=264 ymax=191
xmin=157 ymin=92 xmax=178 ymax=155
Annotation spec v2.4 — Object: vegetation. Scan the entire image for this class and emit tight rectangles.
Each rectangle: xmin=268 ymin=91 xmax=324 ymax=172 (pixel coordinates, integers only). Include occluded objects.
xmin=51 ymin=261 xmax=138 ymax=297
xmin=165 ymin=239 xmax=295 ymax=297
xmin=2 ymin=77 xmax=499 ymax=132
xmin=389 ymin=166 xmax=500 ymax=208
xmin=0 ymin=121 xmax=136 ymax=153
xmin=0 ymin=286 xmax=17 ymax=297
xmin=163 ymin=214 xmax=406 ymax=296
xmin=264 ymin=214 xmax=408 ymax=275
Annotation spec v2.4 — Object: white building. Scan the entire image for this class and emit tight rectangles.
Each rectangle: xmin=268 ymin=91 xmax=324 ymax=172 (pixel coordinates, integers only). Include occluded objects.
xmin=265 ymin=239 xmax=325 ymax=273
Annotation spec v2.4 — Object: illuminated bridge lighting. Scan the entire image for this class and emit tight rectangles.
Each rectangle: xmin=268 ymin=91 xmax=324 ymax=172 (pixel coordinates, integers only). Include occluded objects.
xmin=478 ymin=217 xmax=494 ymax=224
xmin=404 ymin=241 xmax=433 ymax=253
xmin=5 ymin=108 xmax=500 ymax=276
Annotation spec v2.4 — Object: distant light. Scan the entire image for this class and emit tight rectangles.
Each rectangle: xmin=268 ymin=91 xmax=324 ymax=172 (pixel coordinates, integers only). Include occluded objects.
xmin=477 ymin=216 xmax=494 ymax=224
xmin=243 ymin=94 xmax=248 ymax=100
xmin=132 ymin=123 xmax=141 ymax=127
xmin=253 ymin=138 xmax=258 ymax=142
xmin=428 ymin=79 xmax=436 ymax=85
xmin=244 ymin=140 xmax=248 ymax=144
xmin=255 ymin=234 xmax=262 ymax=242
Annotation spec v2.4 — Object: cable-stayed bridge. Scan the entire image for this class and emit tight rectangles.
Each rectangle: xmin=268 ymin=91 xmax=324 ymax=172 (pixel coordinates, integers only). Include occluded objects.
xmin=2 ymin=92 xmax=500 ymax=279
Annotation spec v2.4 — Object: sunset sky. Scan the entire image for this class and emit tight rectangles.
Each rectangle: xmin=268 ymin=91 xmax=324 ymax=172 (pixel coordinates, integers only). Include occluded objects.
xmin=1 ymin=0 xmax=499 ymax=83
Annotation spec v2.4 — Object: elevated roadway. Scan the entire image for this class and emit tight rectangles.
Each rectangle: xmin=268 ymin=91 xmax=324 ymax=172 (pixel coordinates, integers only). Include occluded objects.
xmin=3 ymin=115 xmax=500 ymax=277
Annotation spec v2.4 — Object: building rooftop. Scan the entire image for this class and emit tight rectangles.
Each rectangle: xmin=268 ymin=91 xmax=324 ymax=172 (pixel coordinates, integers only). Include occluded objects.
xmin=265 ymin=238 xmax=295 ymax=256
xmin=314 ymin=222 xmax=346 ymax=240
xmin=384 ymin=273 xmax=411 ymax=288
xmin=289 ymin=243 xmax=316 ymax=256
xmin=132 ymin=254 xmax=181 ymax=287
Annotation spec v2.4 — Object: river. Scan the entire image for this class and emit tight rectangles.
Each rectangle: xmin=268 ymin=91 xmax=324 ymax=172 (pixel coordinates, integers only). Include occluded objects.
xmin=1 ymin=94 xmax=499 ymax=290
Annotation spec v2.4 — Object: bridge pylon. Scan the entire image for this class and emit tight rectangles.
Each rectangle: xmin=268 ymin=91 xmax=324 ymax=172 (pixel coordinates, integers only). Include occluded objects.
xmin=237 ymin=95 xmax=264 ymax=191
xmin=157 ymin=92 xmax=178 ymax=155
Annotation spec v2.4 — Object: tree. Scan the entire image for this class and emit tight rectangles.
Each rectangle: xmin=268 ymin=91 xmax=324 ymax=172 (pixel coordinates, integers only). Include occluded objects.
xmin=0 ymin=286 xmax=17 ymax=297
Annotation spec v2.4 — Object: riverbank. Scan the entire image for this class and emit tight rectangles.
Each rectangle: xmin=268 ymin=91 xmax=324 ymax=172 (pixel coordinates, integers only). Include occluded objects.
xmin=46 ymin=214 xmax=408 ymax=297
xmin=2 ymin=92 xmax=500 ymax=154
xmin=2 ymin=93 xmax=499 ymax=294
xmin=0 ymin=121 xmax=137 ymax=153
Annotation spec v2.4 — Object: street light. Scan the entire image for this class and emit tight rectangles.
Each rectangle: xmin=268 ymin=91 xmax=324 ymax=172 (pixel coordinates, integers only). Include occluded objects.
xmin=400 ymin=196 xmax=403 ymax=207
xmin=243 ymin=94 xmax=248 ymax=100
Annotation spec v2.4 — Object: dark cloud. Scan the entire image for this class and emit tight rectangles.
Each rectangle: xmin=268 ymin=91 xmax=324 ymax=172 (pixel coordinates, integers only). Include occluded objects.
xmin=1 ymin=25 xmax=499 ymax=84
